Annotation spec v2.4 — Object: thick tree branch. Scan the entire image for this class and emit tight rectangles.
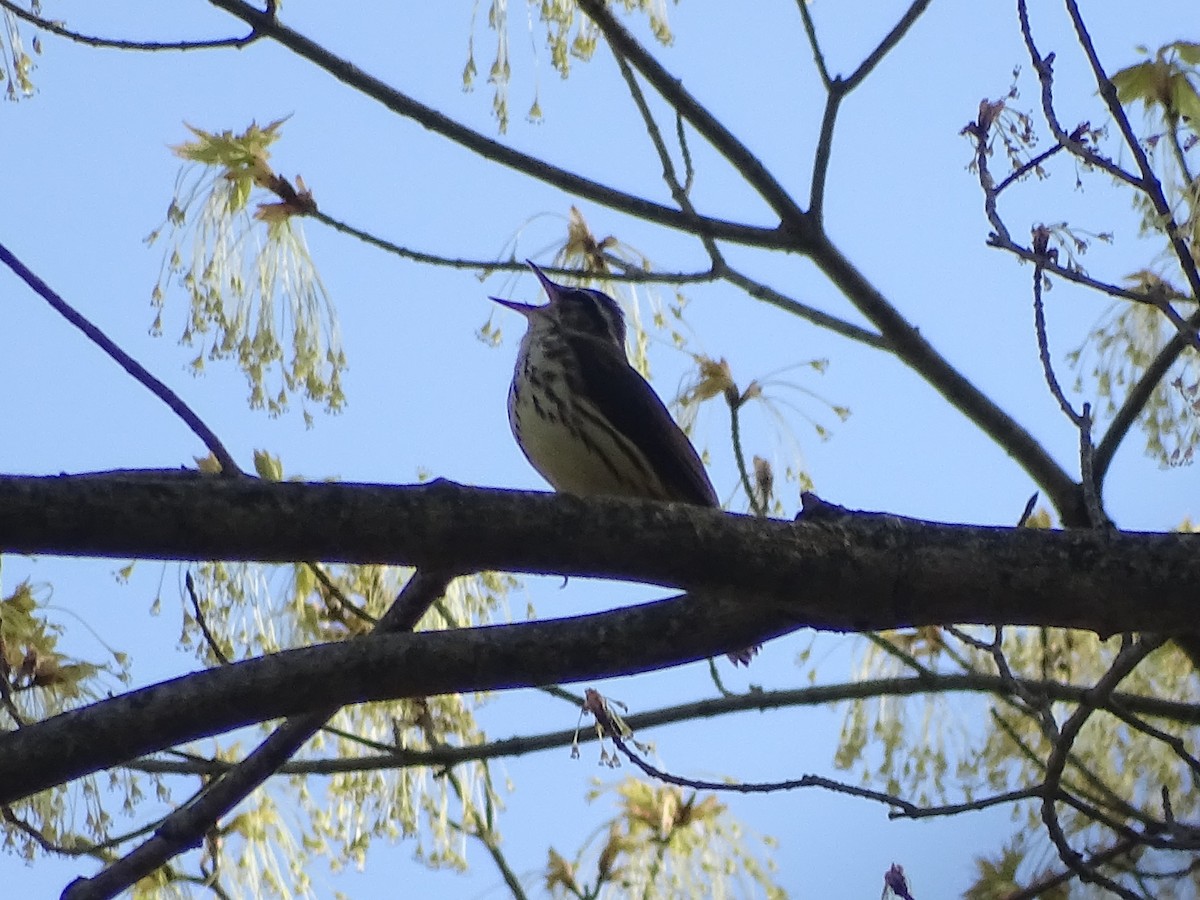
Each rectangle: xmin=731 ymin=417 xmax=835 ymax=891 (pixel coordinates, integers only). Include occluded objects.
xmin=0 ymin=574 xmax=1185 ymax=811
xmin=0 ymin=474 xmax=1196 ymax=636
xmin=0 ymin=594 xmax=775 ymax=804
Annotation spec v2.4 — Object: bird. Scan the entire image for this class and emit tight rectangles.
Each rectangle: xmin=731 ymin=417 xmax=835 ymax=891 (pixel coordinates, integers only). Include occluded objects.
xmin=491 ymin=260 xmax=756 ymax=664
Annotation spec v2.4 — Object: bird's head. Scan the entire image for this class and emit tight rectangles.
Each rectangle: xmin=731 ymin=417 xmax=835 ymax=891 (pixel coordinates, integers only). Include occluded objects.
xmin=491 ymin=260 xmax=627 ymax=348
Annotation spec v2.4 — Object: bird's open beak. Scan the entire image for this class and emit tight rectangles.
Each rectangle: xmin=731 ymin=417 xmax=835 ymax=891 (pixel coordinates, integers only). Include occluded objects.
xmin=489 ymin=295 xmax=536 ymax=315
xmin=526 ymin=259 xmax=563 ymax=303
xmin=490 ymin=259 xmax=562 ymax=314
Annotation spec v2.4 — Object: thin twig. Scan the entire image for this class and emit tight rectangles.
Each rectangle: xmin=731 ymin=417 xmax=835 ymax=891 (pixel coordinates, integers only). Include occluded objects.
xmin=0 ymin=242 xmax=242 ymax=476
xmin=305 ymin=562 xmax=376 ymax=627
xmin=994 ymin=142 xmax=1067 ymax=195
xmin=1040 ymin=634 xmax=1169 ymax=899
xmin=575 ymin=0 xmax=812 ymax=240
xmin=808 ymin=91 xmax=841 ymax=223
xmin=794 ymin=0 xmax=832 ymax=89
xmin=606 ymin=728 xmax=923 ymax=813
xmin=1103 ymin=698 xmax=1200 ymax=780
xmin=888 ymin=786 xmax=1045 ymax=820
xmin=987 ymin=232 xmax=1189 ymax=308
xmin=1016 ymin=0 xmax=1143 ymax=189
xmin=3 ymin=804 xmax=73 ymax=854
xmin=206 ymin=0 xmax=782 ymax=250
xmin=121 ymin=668 xmax=1200 ymax=780
xmin=0 ymin=0 xmax=259 ymax=51
xmin=864 ymin=632 xmax=938 ymax=681
xmin=441 ymin=760 xmax=529 ymax=900
xmin=184 ymin=572 xmax=230 ymax=666
xmin=473 ymin=829 xmax=529 ymax=900
xmin=1063 ymin=0 xmax=1200 ymax=301
xmin=1167 ymin=126 xmax=1196 ymax=189
xmin=947 ymin=625 xmax=1055 ymax=730
xmin=312 ymin=207 xmax=722 ymax=285
xmin=842 ymin=0 xmax=933 ymax=92
xmin=720 ymin=266 xmax=889 ymax=349
xmin=611 ymin=53 xmax=725 ymax=271
xmin=727 ymin=397 xmax=763 ymax=516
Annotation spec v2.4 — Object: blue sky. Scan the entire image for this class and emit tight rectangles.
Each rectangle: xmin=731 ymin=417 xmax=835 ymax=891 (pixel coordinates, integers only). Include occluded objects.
xmin=2 ymin=1 xmax=1195 ymax=897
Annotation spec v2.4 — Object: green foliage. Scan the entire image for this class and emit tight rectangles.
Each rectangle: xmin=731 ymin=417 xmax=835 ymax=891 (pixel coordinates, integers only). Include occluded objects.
xmin=0 ymin=577 xmax=130 ymax=727
xmin=169 ymin=462 xmax=520 ymax=896
xmin=147 ymin=119 xmax=345 ymax=427
xmin=846 ymin=627 xmax=1200 ymax=894
xmin=1110 ymin=44 xmax=1200 ymax=295
xmin=544 ymin=778 xmax=784 ymax=899
xmin=1111 ymin=42 xmax=1200 ymax=128
xmin=1069 ymin=295 xmax=1200 ymax=466
xmin=965 ymin=835 xmax=1069 ymax=900
xmin=0 ymin=577 xmax=149 ymax=872
xmin=0 ymin=6 xmax=39 ymax=100
xmin=462 ymin=1 xmax=675 ymax=131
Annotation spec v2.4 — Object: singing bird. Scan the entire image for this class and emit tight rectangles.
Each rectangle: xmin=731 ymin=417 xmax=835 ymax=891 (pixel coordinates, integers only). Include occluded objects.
xmin=492 ymin=261 xmax=755 ymax=664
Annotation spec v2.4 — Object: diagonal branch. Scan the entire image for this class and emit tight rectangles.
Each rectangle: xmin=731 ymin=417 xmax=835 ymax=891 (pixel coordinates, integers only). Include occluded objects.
xmin=61 ymin=568 xmax=453 ymax=900
xmin=806 ymin=229 xmax=1087 ymax=522
xmin=0 ymin=242 xmax=242 ymax=476
xmin=204 ymin=0 xmax=783 ymax=250
xmin=575 ymin=0 xmax=813 ymax=242
xmin=1063 ymin=0 xmax=1200 ymax=302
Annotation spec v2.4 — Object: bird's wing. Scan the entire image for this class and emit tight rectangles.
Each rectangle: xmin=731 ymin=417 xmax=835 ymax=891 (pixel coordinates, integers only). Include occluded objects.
xmin=569 ymin=332 xmax=719 ymax=507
